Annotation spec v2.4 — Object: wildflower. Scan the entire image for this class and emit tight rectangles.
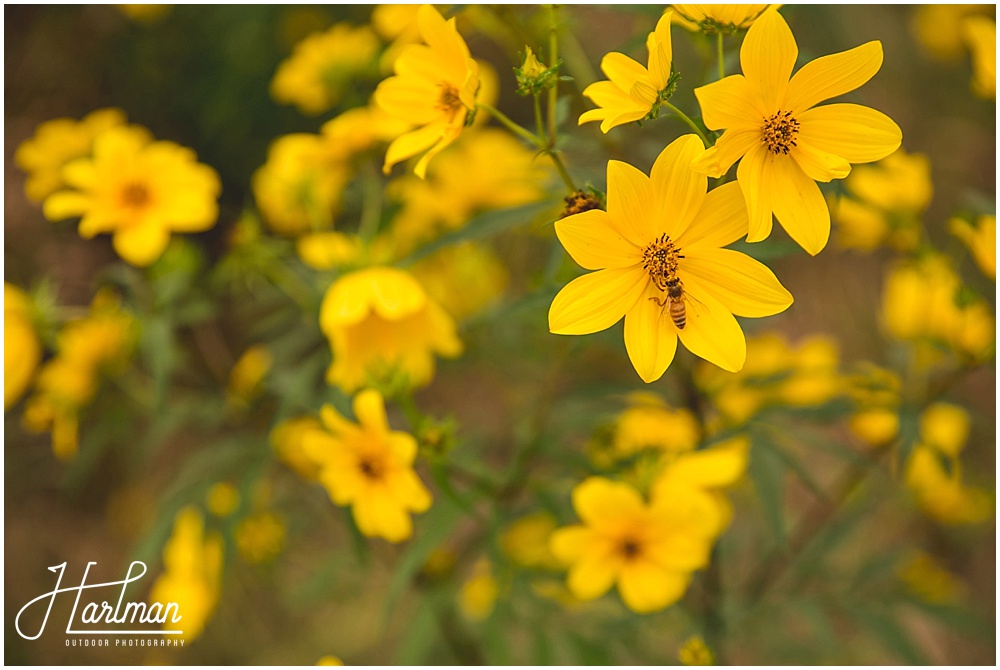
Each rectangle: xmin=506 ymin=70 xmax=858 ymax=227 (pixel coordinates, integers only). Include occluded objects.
xmin=845 ymin=364 xmax=902 ymax=447
xmin=459 ymin=559 xmax=500 ymax=621
xmin=303 ymin=388 xmax=432 ymax=542
xmin=206 ymin=483 xmax=241 ymax=518
xmin=911 ymin=5 xmax=993 ymax=62
xmin=226 ymin=345 xmax=272 ymax=408
xmin=678 ymin=635 xmax=716 ymax=665
xmin=898 ymin=551 xmax=962 ymax=605
xmin=549 ymin=134 xmax=793 ymax=383
xmin=672 ymin=4 xmax=771 ymax=34
xmin=410 ymin=242 xmax=508 ymax=321
xmin=515 ymin=46 xmax=560 ymax=96
xmin=235 ymin=512 xmax=286 ymax=564
xmin=549 ymin=477 xmax=721 ymax=613
xmin=320 ymin=267 xmax=462 ymax=393
xmin=316 ymin=656 xmax=345 ymax=666
xmin=613 ymin=393 xmax=701 ymax=455
xmin=692 ymin=9 xmax=902 ymax=254
xmin=500 ymin=512 xmax=560 ymax=569
xmin=15 ymin=108 xmax=126 ymax=202
xmin=148 ymin=506 xmax=224 ymax=643
xmin=319 ymin=104 xmax=414 ymax=162
xmin=578 ymin=11 xmax=677 ymax=132
xmin=561 ymin=189 xmax=603 ymax=219
xmin=832 ymin=148 xmax=932 ymax=252
xmin=271 ymin=23 xmax=380 ymax=115
xmin=370 ymin=4 xmax=423 ymax=72
xmin=270 ymin=415 xmax=324 ymax=480
xmin=42 ymin=125 xmax=221 ymax=267
xmin=117 ymin=4 xmax=171 ymax=23
xmin=950 ymin=215 xmax=995 ymax=279
xmin=374 ymin=4 xmax=482 ymax=177
xmin=296 ymin=231 xmax=365 ymax=271
xmin=961 ymin=16 xmax=995 ymax=99
xmin=4 ymin=283 xmax=41 ymax=410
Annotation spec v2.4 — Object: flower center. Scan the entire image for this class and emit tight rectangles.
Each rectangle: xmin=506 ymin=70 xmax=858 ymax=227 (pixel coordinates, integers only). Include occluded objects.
xmin=120 ymin=181 xmax=151 ymax=209
xmin=642 ymin=233 xmax=684 ymax=293
xmin=436 ymin=83 xmax=463 ymax=114
xmin=761 ymin=111 xmax=800 ymax=155
xmin=618 ymin=537 xmax=642 ymax=561
xmin=357 ymin=455 xmax=385 ymax=481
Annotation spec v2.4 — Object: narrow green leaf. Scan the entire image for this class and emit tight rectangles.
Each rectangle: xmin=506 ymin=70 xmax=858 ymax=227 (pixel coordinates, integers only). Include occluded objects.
xmin=748 ymin=437 xmax=787 ymax=547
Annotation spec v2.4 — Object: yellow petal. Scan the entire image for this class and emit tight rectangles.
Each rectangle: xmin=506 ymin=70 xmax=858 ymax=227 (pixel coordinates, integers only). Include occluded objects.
xmin=319 ymin=403 xmax=354 ymax=435
xmin=600 ymin=52 xmax=649 ymax=88
xmin=676 ymin=287 xmax=746 ymax=372
xmin=548 ymin=266 xmax=647 ymax=335
xmin=770 ymin=156 xmax=830 ymax=255
xmin=676 ymin=182 xmax=748 ymax=251
xmin=736 ymin=143 xmax=776 ymax=242
xmin=387 ymin=433 xmax=419 ymax=466
xmin=417 ymin=4 xmax=469 ymax=62
xmin=606 ymin=160 xmax=655 ymax=245
xmin=919 ymin=403 xmax=970 ymax=457
xmin=392 ymin=469 xmax=432 ymax=512
xmin=42 ymin=191 xmax=90 ymax=221
xmin=567 ymin=553 xmax=622 ymax=601
xmin=681 ymin=248 xmax=793 ymax=317
xmin=353 ymin=388 xmax=388 ymax=432
xmin=786 ymin=41 xmax=884 ymax=113
xmin=624 ymin=282 xmax=679 ymax=383
xmin=617 ymin=560 xmax=689 ymax=613
xmin=572 ymin=477 xmax=645 ymax=528
xmin=798 ymin=103 xmax=902 ymax=166
xmin=694 ymin=74 xmax=766 ymax=131
xmin=374 ymin=76 xmax=441 ymax=126
xmin=650 ymin=134 xmax=707 ymax=241
xmin=792 ymin=142 xmax=852 ymax=182
xmin=740 ymin=8 xmax=796 ymax=110
xmin=413 ymin=122 xmax=462 ymax=179
xmin=662 ymin=436 xmax=750 ymax=488
xmin=606 ymin=108 xmax=650 ymax=133
xmin=549 ymin=525 xmax=593 ymax=564
xmin=555 ymin=209 xmax=642 ymax=270
xmin=382 ymin=122 xmax=446 ymax=175
xmin=112 ymin=222 xmax=171 ymax=267
xmin=647 ymin=11 xmax=673 ymax=88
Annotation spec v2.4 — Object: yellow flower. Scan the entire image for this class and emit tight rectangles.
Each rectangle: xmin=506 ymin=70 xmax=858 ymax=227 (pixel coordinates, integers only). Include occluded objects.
xmin=226 ymin=345 xmax=272 ymax=408
xmin=316 ymin=656 xmax=345 ymax=666
xmin=579 ymin=11 xmax=675 ymax=133
xmin=961 ymin=16 xmax=996 ymax=99
xmin=148 ymin=506 xmax=224 ymax=643
xmin=296 ymin=231 xmax=365 ymax=271
xmin=410 ymin=242 xmax=508 ymax=322
xmin=550 ymin=477 xmax=722 ymax=613
xmin=320 ymin=104 xmax=414 ymax=161
xmin=235 ymin=512 xmax=286 ymax=564
xmin=678 ymin=635 xmax=716 ymax=665
xmin=271 ymin=23 xmax=380 ymax=115
xmin=500 ymin=512 xmax=560 ymax=569
xmin=911 ymin=5 xmax=993 ymax=62
xmin=549 ymin=134 xmax=793 ymax=383
xmin=303 ymin=389 xmax=432 ymax=542
xmin=920 ymin=403 xmax=971 ymax=459
xmin=905 ymin=444 xmax=992 ymax=525
xmin=693 ymin=9 xmax=902 ymax=255
xmin=833 ymin=148 xmax=932 ymax=252
xmin=371 ymin=4 xmax=423 ymax=72
xmin=205 ymin=482 xmax=241 ymax=518
xmin=374 ymin=4 xmax=481 ymax=177
xmin=849 ymin=409 xmax=900 ymax=448
xmin=319 ymin=267 xmax=462 ymax=393
xmin=458 ymin=559 xmax=500 ymax=621
xmin=270 ymin=415 xmax=324 ymax=480
xmin=117 ymin=4 xmax=171 ymax=23
xmin=42 ymin=125 xmax=221 ymax=267
xmin=898 ymin=551 xmax=962 ymax=605
xmin=4 ymin=283 xmax=41 ymax=410
xmin=15 ymin=108 xmax=126 ymax=202
xmin=950 ymin=215 xmax=995 ymax=279
xmin=672 ymin=5 xmax=772 ymax=33
xmin=612 ymin=394 xmax=701 ymax=455
xmin=252 ymin=133 xmax=349 ymax=236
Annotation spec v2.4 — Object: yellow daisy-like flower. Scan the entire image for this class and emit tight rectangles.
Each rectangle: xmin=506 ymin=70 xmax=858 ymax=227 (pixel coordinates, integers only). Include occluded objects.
xmin=671 ymin=4 xmax=772 ymax=33
xmin=374 ymin=4 xmax=481 ymax=178
xmin=579 ymin=11 xmax=675 ymax=133
xmin=678 ymin=635 xmax=716 ymax=665
xmin=303 ymin=388 xmax=432 ymax=542
xmin=548 ymin=134 xmax=793 ymax=383
xmin=15 ymin=108 xmax=126 ymax=202
xmin=4 ymin=283 xmax=42 ymax=411
xmin=549 ymin=477 xmax=721 ymax=613
xmin=42 ymin=125 xmax=221 ymax=267
xmin=319 ymin=266 xmax=462 ymax=393
xmin=693 ymin=8 xmax=902 ymax=255
xmin=271 ymin=22 xmax=380 ymax=115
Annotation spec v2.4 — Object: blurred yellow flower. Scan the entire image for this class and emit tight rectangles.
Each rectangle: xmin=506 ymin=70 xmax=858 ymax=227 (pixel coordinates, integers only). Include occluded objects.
xmin=905 ymin=444 xmax=992 ymax=525
xmin=672 ymin=5 xmax=771 ymax=33
xmin=296 ymin=231 xmax=365 ymax=271
xmin=23 ymin=289 xmax=138 ymax=460
xmin=850 ymin=408 xmax=900 ymax=448
xmin=678 ymin=635 xmax=715 ymax=665
xmin=320 ymin=104 xmax=414 ymax=161
xmin=117 ymin=4 xmax=171 ymax=23
xmin=15 ymin=108 xmax=126 ymax=202
xmin=550 ymin=477 xmax=722 ymax=613
xmin=235 ymin=512 xmax=286 ymax=564
xmin=252 ymin=133 xmax=349 ymax=236
xmin=920 ymin=403 xmax=971 ymax=458
xmin=271 ymin=23 xmax=380 ymax=115
xmin=500 ymin=512 xmax=560 ymax=569
xmin=303 ymin=389 xmax=432 ymax=542
xmin=410 ymin=242 xmax=508 ymax=322
xmin=911 ymin=4 xmax=993 ymax=62
xmin=42 ymin=125 xmax=221 ymax=267
xmin=316 ymin=656 xmax=344 ymax=666
xmin=4 ymin=283 xmax=41 ymax=411
xmin=226 ymin=345 xmax=272 ymax=408
xmin=271 ymin=415 xmax=323 ymax=480
xmin=206 ymin=482 xmax=241 ymax=518
xmin=613 ymin=394 xmax=701 ymax=455
xmin=371 ymin=4 xmax=423 ymax=72
xmin=961 ymin=16 xmax=996 ymax=99
xmin=693 ymin=9 xmax=902 ymax=254
xmin=833 ymin=148 xmax=932 ymax=252
xmin=950 ymin=215 xmax=995 ymax=279
xmin=149 ymin=506 xmax=224 ymax=643
xmin=374 ymin=4 xmax=482 ymax=177
xmin=319 ymin=267 xmax=462 ymax=393
xmin=550 ymin=135 xmax=793 ymax=382
xmin=458 ymin=559 xmax=500 ymax=621
xmin=579 ymin=11 xmax=675 ymax=133
xmin=898 ymin=551 xmax=963 ymax=605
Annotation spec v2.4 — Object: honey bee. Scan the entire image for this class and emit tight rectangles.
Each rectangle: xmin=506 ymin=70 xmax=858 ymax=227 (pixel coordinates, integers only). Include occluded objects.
xmin=650 ymin=277 xmax=697 ymax=330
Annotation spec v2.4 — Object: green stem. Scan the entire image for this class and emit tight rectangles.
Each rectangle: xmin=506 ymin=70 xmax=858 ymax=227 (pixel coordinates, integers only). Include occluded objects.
xmin=549 ymin=152 xmax=576 ymax=192
xmin=547 ymin=5 xmax=559 ymax=143
xmin=534 ymin=92 xmax=547 ymax=145
xmin=717 ymin=33 xmax=725 ymax=81
xmin=479 ymin=102 xmax=543 ymax=148
xmin=662 ymin=101 xmax=712 ymax=147
xmin=357 ymin=160 xmax=383 ymax=243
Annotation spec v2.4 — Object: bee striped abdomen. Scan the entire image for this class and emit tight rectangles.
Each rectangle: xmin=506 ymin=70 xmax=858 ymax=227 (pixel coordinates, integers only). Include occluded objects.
xmin=669 ymin=299 xmax=686 ymax=330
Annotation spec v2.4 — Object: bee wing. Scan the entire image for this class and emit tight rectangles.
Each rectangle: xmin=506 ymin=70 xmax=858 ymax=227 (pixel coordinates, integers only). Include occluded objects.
xmin=683 ymin=292 xmax=709 ymax=321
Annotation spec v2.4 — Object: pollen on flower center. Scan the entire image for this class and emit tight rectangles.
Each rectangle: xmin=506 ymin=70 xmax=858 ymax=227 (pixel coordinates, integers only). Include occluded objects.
xmin=761 ymin=111 xmax=800 ymax=155
xmin=436 ymin=83 xmax=463 ymax=114
xmin=642 ymin=233 xmax=684 ymax=292
xmin=358 ymin=455 xmax=385 ymax=480
xmin=120 ymin=181 xmax=151 ymax=208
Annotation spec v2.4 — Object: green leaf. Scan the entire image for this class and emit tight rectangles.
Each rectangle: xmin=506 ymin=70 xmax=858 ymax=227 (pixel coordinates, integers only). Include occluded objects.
xmin=846 ymin=603 xmax=926 ymax=665
xmin=393 ymin=596 xmax=439 ymax=664
xmin=748 ymin=437 xmax=787 ymax=547
xmin=139 ymin=315 xmax=177 ymax=409
xmin=568 ymin=632 xmax=613 ymax=665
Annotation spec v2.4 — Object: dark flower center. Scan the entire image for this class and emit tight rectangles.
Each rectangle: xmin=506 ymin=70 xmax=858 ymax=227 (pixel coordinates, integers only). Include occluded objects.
xmin=437 ymin=83 xmax=463 ymax=114
xmin=358 ymin=456 xmax=385 ymax=480
xmin=120 ymin=182 xmax=151 ymax=209
xmin=642 ymin=233 xmax=684 ymax=293
xmin=761 ymin=111 xmax=800 ymax=155
xmin=618 ymin=537 xmax=642 ymax=560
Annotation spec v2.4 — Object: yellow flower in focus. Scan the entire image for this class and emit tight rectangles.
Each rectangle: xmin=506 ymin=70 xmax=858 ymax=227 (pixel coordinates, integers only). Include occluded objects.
xmin=15 ymin=108 xmax=126 ymax=202
xmin=149 ymin=506 xmax=224 ymax=643
xmin=459 ymin=559 xmax=500 ymax=622
xmin=898 ymin=551 xmax=962 ymax=605
xmin=550 ymin=477 xmax=722 ymax=613
xmin=4 ymin=283 xmax=41 ymax=410
xmin=206 ymin=483 xmax=241 ymax=518
xmin=235 ymin=512 xmax=286 ymax=564
xmin=42 ymin=125 xmax=221 ymax=267
xmin=550 ymin=135 xmax=793 ymax=382
xmin=374 ymin=5 xmax=481 ymax=177
xmin=319 ymin=267 xmax=462 ymax=393
xmin=271 ymin=23 xmax=380 ymax=115
xmin=912 ymin=5 xmax=993 ymax=62
xmin=613 ymin=393 xmax=701 ymax=455
xmin=678 ymin=635 xmax=716 ymax=665
xmin=500 ymin=512 xmax=560 ymax=569
xmin=950 ymin=215 xmax=995 ymax=279
xmin=693 ymin=9 xmax=902 ymax=254
xmin=410 ymin=242 xmax=508 ymax=322
xmin=271 ymin=415 xmax=324 ymax=480
xmin=961 ymin=16 xmax=996 ymax=99
xmin=226 ymin=345 xmax=272 ymax=408
xmin=252 ymin=133 xmax=350 ymax=236
xmin=672 ymin=5 xmax=772 ymax=33
xmin=579 ymin=11 xmax=675 ymax=133
xmin=303 ymin=389 xmax=432 ymax=542
xmin=833 ymin=148 xmax=932 ymax=252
